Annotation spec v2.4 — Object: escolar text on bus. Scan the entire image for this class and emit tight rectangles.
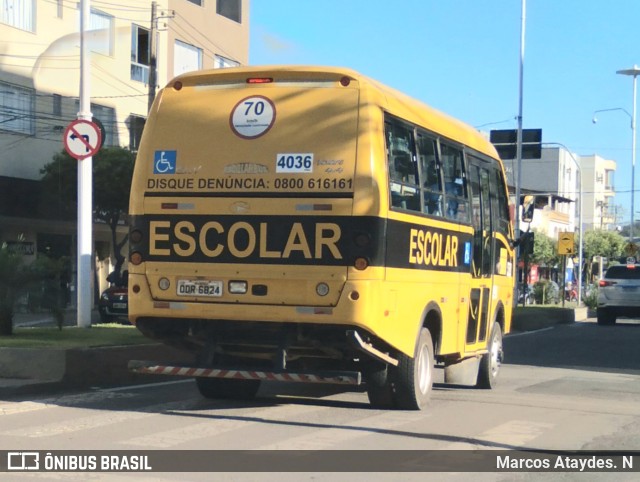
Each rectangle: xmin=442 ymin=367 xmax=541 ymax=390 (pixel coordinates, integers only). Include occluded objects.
xmin=408 ymin=228 xmax=459 ymax=268
xmin=149 ymin=220 xmax=343 ymax=260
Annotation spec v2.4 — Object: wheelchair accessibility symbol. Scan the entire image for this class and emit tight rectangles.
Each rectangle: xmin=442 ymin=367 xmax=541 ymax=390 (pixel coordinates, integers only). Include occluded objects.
xmin=153 ymin=150 xmax=177 ymax=174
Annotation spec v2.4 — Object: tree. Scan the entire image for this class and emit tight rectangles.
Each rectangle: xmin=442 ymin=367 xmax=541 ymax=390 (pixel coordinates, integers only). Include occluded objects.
xmin=40 ymin=147 xmax=135 ymax=284
xmin=530 ymin=231 xmax=559 ymax=268
xmin=0 ymin=245 xmax=24 ymax=335
xmin=581 ymin=229 xmax=626 ymax=282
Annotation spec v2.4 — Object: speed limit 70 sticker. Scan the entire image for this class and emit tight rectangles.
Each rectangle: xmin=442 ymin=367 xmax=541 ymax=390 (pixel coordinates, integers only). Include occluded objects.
xmin=276 ymin=153 xmax=314 ymax=173
xmin=230 ymin=95 xmax=276 ymax=139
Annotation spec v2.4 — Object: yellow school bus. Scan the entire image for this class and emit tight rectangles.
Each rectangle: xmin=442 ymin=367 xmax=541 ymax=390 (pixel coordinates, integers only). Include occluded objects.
xmin=128 ymin=66 xmax=515 ymax=410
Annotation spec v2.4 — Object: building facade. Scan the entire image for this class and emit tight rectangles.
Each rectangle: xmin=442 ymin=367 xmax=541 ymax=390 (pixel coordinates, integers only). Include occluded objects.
xmin=505 ymin=146 xmax=617 ymax=239
xmin=1 ymin=0 xmax=250 ymax=305
xmin=578 ymin=154 xmax=617 ymax=231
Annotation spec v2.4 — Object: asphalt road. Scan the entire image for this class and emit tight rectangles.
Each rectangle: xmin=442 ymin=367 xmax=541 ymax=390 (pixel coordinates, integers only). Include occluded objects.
xmin=1 ymin=320 xmax=639 ymax=481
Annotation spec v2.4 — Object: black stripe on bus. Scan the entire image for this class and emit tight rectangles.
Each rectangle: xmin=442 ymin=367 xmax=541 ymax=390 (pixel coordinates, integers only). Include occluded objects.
xmin=143 ymin=191 xmax=355 ymax=199
xmin=129 ymin=214 xmax=473 ymax=273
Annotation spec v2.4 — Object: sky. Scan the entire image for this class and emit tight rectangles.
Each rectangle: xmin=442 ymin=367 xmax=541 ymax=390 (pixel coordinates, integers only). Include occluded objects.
xmin=249 ymin=0 xmax=640 ymax=225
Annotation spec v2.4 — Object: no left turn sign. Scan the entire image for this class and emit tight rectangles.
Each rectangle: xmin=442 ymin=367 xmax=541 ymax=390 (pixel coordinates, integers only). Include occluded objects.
xmin=63 ymin=119 xmax=102 ymax=160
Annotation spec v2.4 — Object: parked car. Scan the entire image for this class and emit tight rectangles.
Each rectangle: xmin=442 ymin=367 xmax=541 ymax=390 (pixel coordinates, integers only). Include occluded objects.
xmin=596 ymin=263 xmax=640 ymax=325
xmin=98 ymin=284 xmax=128 ymax=323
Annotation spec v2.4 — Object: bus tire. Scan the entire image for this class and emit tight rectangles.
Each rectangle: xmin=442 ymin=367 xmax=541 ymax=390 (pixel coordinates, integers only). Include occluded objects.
xmin=365 ymin=366 xmax=395 ymax=409
xmin=476 ymin=322 xmax=503 ymax=389
xmin=392 ymin=327 xmax=434 ymax=410
xmin=195 ymin=377 xmax=261 ymax=400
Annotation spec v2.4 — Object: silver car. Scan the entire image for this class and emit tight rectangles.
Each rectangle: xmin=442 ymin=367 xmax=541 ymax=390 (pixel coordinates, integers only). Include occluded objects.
xmin=596 ymin=262 xmax=640 ymax=325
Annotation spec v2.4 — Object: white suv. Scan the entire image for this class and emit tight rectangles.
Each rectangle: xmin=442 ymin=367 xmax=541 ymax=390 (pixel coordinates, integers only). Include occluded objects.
xmin=596 ymin=262 xmax=640 ymax=325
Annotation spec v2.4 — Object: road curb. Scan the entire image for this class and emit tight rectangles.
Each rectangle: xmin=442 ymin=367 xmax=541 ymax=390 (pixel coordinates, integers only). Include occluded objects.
xmin=512 ymin=306 xmax=587 ymax=332
xmin=0 ymin=344 xmax=189 ymax=398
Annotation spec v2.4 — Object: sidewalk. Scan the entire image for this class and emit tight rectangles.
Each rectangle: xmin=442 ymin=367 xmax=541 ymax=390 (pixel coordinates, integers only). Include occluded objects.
xmin=1 ymin=308 xmax=187 ymax=398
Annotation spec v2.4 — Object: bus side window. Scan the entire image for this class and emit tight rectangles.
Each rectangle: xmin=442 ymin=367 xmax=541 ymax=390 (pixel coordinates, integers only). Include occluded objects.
xmin=440 ymin=143 xmax=469 ymax=222
xmin=417 ymin=134 xmax=443 ymax=217
xmin=386 ymin=118 xmax=420 ymax=212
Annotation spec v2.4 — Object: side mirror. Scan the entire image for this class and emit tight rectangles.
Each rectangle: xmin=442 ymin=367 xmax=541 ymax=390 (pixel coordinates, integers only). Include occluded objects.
xmin=521 ymin=195 xmax=534 ymax=223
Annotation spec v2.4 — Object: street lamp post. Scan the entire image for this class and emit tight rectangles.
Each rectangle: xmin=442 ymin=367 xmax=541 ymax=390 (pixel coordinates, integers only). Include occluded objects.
xmin=542 ymin=143 xmax=583 ymax=305
xmin=616 ymin=65 xmax=639 ymax=244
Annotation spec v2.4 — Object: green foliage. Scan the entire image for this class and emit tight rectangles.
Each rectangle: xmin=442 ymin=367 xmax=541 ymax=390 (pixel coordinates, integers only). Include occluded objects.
xmin=0 ymin=244 xmax=36 ymax=336
xmin=40 ymin=147 xmax=135 ymax=275
xmin=582 ymin=229 xmax=626 ymax=261
xmin=532 ymin=279 xmax=560 ymax=305
xmin=583 ymin=285 xmax=598 ymax=310
xmin=530 ymin=231 xmax=559 ymax=267
xmin=40 ymin=147 xmax=135 ymax=226
xmin=28 ymin=256 xmax=69 ymax=330
xmin=581 ymin=229 xmax=626 ymax=283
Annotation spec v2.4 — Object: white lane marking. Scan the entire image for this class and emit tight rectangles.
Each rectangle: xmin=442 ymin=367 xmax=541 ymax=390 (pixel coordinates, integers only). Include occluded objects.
xmin=0 ymin=390 xmax=136 ymax=416
xmin=507 ymin=327 xmax=555 ymax=337
xmin=1 ymin=398 xmax=202 ymax=438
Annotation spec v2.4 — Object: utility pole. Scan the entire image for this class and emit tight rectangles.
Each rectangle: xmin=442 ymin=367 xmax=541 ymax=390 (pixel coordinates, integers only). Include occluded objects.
xmin=77 ymin=0 xmax=92 ymax=328
xmin=148 ymin=1 xmax=158 ymax=113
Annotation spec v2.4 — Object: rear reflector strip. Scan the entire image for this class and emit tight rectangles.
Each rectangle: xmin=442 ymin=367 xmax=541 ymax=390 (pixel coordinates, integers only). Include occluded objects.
xmin=128 ymin=361 xmax=361 ymax=385
xmin=161 ymin=203 xmax=195 ymax=210
xmin=296 ymin=307 xmax=333 ymax=315
xmin=295 ymin=204 xmax=333 ymax=211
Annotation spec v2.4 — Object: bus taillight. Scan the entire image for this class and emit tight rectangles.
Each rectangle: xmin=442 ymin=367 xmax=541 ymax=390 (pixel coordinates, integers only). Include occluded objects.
xmin=354 ymin=257 xmax=369 ymax=270
xmin=130 ymin=252 xmax=143 ymax=265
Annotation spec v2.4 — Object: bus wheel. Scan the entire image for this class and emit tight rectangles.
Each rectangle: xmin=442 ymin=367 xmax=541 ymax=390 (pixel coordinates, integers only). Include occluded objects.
xmin=365 ymin=365 xmax=395 ymax=409
xmin=476 ymin=322 xmax=503 ymax=389
xmin=392 ymin=328 xmax=434 ymax=410
xmin=195 ymin=377 xmax=261 ymax=400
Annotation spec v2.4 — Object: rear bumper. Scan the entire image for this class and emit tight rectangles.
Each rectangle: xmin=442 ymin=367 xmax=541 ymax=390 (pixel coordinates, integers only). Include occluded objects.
xmin=597 ymin=304 xmax=640 ymax=318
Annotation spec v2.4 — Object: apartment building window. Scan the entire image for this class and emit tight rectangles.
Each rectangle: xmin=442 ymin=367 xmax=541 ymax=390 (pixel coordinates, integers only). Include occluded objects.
xmin=85 ymin=103 xmax=115 ymax=146
xmin=604 ymin=169 xmax=615 ymax=191
xmin=131 ymin=24 xmax=150 ymax=83
xmin=1 ymin=0 xmax=34 ymax=32
xmin=128 ymin=115 xmax=145 ymax=151
xmin=217 ymin=0 xmax=241 ymax=23
xmin=187 ymin=0 xmax=203 ymax=5
xmin=52 ymin=94 xmax=62 ymax=116
xmin=0 ymin=84 xmax=35 ymax=135
xmin=214 ymin=54 xmax=239 ymax=69
xmin=89 ymin=9 xmax=114 ymax=56
xmin=174 ymin=40 xmax=202 ymax=77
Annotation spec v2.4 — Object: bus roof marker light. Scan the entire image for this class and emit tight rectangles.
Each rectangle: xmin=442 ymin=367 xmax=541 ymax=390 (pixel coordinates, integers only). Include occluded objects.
xmin=247 ymin=77 xmax=273 ymax=84
xmin=340 ymin=76 xmax=351 ymax=87
xmin=173 ymin=81 xmax=183 ymax=91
